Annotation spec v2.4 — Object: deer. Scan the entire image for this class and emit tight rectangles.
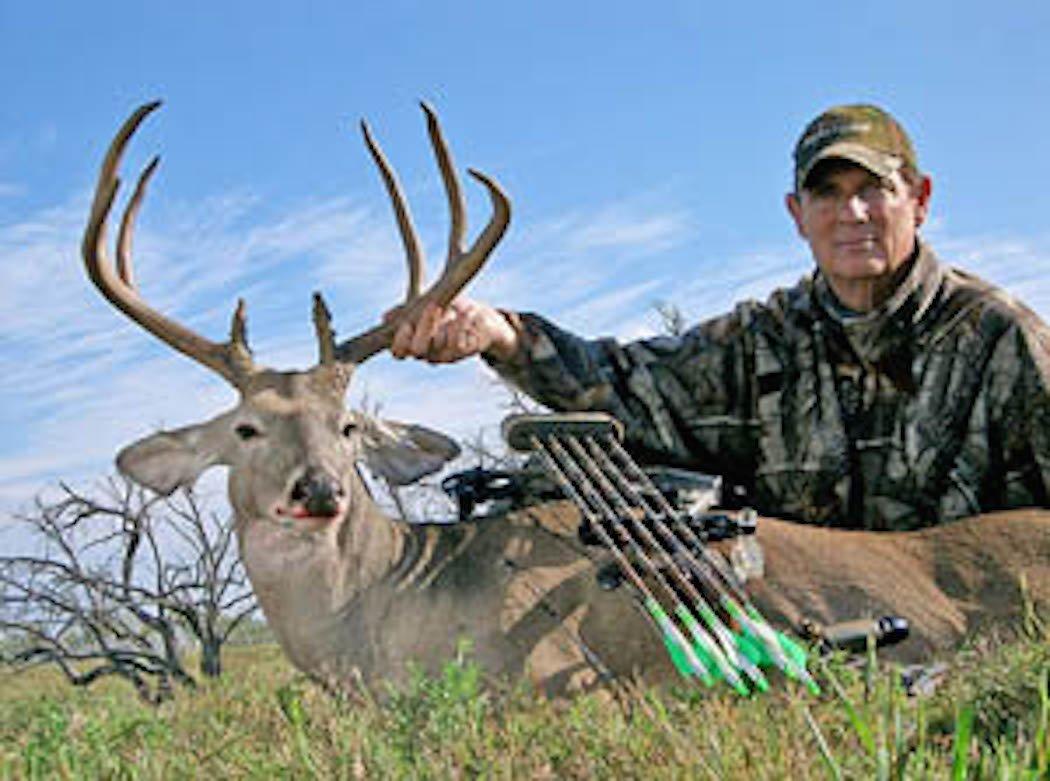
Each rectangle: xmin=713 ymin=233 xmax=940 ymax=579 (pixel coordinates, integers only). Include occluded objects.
xmin=82 ymin=102 xmax=1050 ymax=696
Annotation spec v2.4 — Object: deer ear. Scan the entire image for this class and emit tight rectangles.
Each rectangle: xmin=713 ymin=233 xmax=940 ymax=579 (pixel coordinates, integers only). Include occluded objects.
xmin=116 ymin=413 xmax=235 ymax=495
xmin=360 ymin=417 xmax=461 ymax=486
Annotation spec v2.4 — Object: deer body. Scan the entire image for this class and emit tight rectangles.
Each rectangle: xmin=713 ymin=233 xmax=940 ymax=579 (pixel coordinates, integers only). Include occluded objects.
xmin=85 ymin=104 xmax=1049 ymax=697
xmin=236 ymin=497 xmax=1050 ymax=691
xmin=233 ymin=496 xmax=676 ymax=691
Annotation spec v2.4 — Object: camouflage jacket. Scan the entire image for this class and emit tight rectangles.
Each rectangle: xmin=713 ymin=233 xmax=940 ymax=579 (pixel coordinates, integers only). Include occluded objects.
xmin=489 ymin=243 xmax=1050 ymax=530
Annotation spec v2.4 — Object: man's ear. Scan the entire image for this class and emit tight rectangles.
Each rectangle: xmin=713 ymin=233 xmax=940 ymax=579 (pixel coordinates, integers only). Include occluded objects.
xmin=785 ymin=191 xmax=807 ymax=239
xmin=360 ymin=416 xmax=461 ymax=486
xmin=117 ymin=411 xmax=237 ymax=496
xmin=913 ymin=175 xmax=933 ymax=228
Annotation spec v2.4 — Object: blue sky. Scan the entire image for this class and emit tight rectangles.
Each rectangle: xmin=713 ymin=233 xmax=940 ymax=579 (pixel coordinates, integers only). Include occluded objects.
xmin=3 ymin=1 xmax=1050 ymax=516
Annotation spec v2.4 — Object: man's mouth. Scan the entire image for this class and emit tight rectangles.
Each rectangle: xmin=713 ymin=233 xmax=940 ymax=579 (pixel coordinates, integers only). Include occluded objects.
xmin=836 ymin=236 xmax=880 ymax=252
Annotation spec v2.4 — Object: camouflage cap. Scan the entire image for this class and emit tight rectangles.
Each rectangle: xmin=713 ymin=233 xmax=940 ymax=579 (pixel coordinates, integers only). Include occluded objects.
xmin=793 ymin=104 xmax=918 ymax=192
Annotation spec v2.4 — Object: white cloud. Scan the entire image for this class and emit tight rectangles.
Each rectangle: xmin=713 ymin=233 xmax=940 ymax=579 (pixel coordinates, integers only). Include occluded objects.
xmin=470 ymin=200 xmax=692 ymax=318
xmin=0 ymin=184 xmax=691 ymax=516
xmin=675 ymin=247 xmax=808 ymax=320
xmin=0 ymin=188 xmax=392 ymax=513
xmin=558 ymin=277 xmax=666 ymax=334
xmin=5 ymin=179 xmax=1050 ymax=527
xmin=658 ymin=234 xmax=1050 ymax=329
xmin=934 ymin=233 xmax=1050 ymax=319
xmin=561 ymin=210 xmax=688 ymax=254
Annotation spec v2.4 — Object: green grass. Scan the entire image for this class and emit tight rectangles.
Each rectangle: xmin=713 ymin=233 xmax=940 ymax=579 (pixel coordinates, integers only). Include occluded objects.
xmin=1 ymin=631 xmax=1047 ymax=780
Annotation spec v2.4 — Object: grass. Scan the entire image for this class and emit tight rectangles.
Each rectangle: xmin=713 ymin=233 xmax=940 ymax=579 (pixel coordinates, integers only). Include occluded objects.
xmin=1 ymin=629 xmax=1047 ymax=779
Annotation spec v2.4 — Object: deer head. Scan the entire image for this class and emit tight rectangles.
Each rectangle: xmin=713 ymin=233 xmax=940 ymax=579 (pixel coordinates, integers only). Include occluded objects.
xmin=83 ymin=101 xmax=511 ymax=537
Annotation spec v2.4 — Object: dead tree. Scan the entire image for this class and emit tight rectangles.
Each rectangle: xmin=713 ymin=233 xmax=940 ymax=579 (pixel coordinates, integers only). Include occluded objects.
xmin=653 ymin=300 xmax=687 ymax=337
xmin=0 ymin=477 xmax=257 ymax=702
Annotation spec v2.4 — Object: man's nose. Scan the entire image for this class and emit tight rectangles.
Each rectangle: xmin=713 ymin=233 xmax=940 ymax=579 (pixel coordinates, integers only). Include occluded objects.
xmin=837 ymin=193 xmax=869 ymax=221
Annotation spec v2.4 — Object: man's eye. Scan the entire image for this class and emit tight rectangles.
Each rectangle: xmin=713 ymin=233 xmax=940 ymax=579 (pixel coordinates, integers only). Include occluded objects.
xmin=342 ymin=423 xmax=357 ymax=438
xmin=235 ymin=424 xmax=261 ymax=440
xmin=855 ymin=183 xmax=888 ymax=204
xmin=876 ymin=177 xmax=898 ymax=195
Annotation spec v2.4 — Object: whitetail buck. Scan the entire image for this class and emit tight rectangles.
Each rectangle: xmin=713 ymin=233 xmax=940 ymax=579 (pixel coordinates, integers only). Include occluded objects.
xmin=83 ymin=103 xmax=1049 ymax=695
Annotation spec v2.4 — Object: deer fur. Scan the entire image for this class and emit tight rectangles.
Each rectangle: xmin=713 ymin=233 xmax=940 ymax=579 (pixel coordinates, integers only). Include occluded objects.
xmin=90 ymin=103 xmax=1049 ymax=696
xmin=121 ymin=394 xmax=1050 ymax=694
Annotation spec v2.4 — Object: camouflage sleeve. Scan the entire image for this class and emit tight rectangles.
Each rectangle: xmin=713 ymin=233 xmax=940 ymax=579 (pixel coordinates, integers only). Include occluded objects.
xmin=986 ymin=312 xmax=1050 ymax=507
xmin=485 ymin=309 xmax=761 ymax=477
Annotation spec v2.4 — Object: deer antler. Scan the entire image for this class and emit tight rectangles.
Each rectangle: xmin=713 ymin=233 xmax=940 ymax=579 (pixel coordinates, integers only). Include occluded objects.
xmin=331 ymin=102 xmax=511 ymax=365
xmin=82 ymin=101 xmax=256 ymax=386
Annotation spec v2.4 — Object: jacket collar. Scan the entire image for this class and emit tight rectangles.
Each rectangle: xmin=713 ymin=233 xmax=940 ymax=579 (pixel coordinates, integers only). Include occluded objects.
xmin=809 ymin=241 xmax=945 ymax=368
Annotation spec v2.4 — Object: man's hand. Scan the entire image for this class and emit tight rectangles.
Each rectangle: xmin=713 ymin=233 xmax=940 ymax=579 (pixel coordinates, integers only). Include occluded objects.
xmin=388 ymin=298 xmax=520 ymax=364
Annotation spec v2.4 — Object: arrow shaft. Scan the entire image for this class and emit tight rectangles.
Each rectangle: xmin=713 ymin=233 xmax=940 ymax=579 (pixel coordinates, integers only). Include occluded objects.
xmin=529 ymin=435 xmax=715 ymax=684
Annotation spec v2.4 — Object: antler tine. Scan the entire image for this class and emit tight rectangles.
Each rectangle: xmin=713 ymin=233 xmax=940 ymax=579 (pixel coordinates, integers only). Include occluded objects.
xmin=360 ymin=119 xmax=424 ymax=304
xmin=420 ymin=101 xmax=467 ymax=264
xmin=429 ymin=165 xmax=510 ymax=304
xmin=312 ymin=292 xmax=336 ymax=365
xmin=82 ymin=101 xmax=255 ymax=386
xmin=115 ymin=155 xmax=159 ymax=288
xmin=333 ymin=107 xmax=511 ymax=366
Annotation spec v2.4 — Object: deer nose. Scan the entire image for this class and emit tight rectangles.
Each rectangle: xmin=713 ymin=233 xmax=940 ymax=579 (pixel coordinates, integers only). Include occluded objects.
xmin=290 ymin=467 xmax=344 ymax=517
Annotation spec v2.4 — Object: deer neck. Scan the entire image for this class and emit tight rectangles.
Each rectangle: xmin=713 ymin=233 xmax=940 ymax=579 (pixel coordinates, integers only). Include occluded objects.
xmin=235 ymin=480 xmax=411 ymax=662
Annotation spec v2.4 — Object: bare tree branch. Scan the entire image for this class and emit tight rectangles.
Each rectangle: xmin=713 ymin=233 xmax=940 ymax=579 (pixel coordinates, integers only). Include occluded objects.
xmin=0 ymin=476 xmax=259 ymax=701
xmin=653 ymin=300 xmax=686 ymax=337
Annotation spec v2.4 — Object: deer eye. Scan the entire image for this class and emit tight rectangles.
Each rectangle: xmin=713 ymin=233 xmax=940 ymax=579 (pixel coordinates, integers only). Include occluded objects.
xmin=341 ymin=422 xmax=357 ymax=438
xmin=235 ymin=423 xmax=261 ymax=441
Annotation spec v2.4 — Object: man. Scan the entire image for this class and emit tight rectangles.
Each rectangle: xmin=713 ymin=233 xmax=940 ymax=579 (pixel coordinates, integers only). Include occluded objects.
xmin=391 ymin=105 xmax=1050 ymax=530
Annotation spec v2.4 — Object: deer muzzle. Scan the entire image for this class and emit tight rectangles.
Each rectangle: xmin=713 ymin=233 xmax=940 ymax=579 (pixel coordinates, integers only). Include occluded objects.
xmin=289 ymin=467 xmax=346 ymax=519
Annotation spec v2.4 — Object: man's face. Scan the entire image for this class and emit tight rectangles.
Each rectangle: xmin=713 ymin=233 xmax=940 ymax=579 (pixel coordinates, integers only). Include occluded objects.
xmin=786 ymin=160 xmax=932 ymax=310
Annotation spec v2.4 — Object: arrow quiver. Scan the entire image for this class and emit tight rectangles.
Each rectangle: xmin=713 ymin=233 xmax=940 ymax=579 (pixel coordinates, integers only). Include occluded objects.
xmin=501 ymin=412 xmax=819 ymax=696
